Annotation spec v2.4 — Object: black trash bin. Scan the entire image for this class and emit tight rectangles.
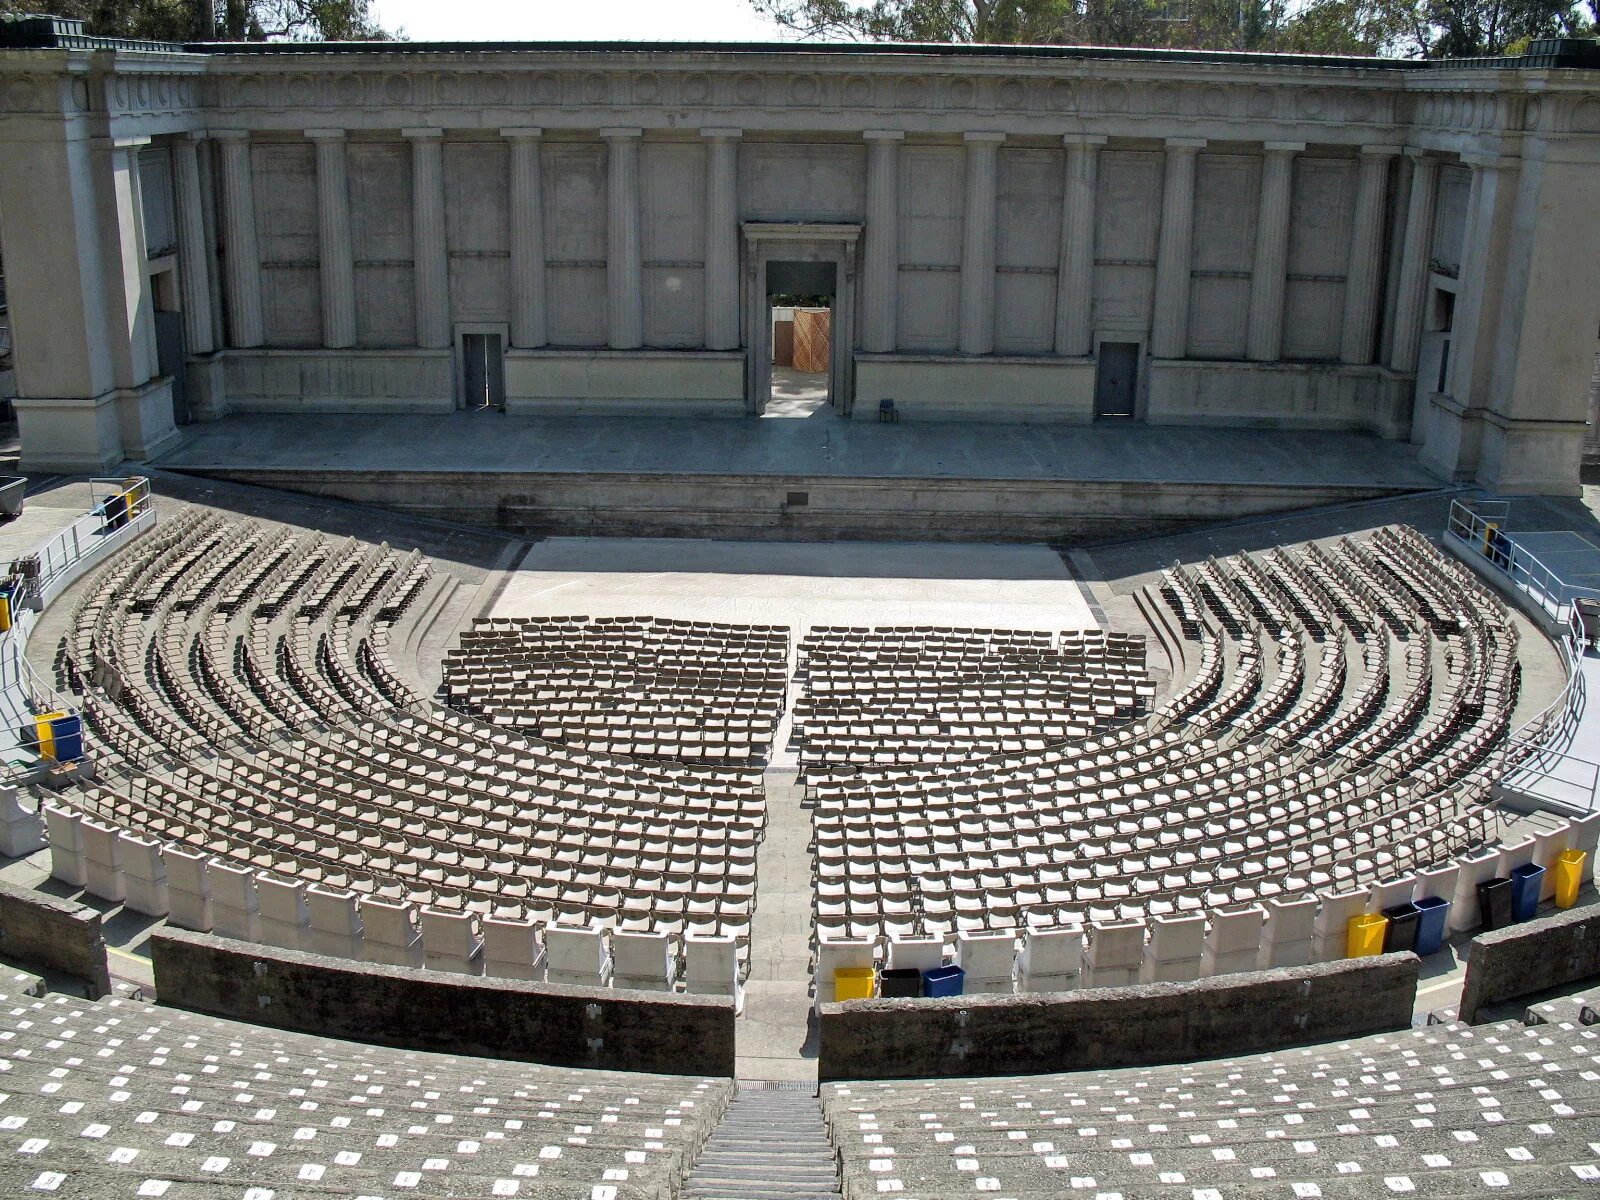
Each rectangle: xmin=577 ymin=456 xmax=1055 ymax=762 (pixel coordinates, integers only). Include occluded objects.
xmin=879 ymin=968 xmax=923 ymax=998
xmin=1477 ymin=876 xmax=1514 ymax=931
xmin=1382 ymin=902 xmax=1422 ymax=953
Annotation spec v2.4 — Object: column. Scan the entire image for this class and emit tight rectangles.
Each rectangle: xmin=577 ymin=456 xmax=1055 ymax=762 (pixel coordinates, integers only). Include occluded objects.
xmin=307 ymin=129 xmax=356 ymax=350
xmin=1054 ymin=135 xmax=1105 ymax=357
xmin=1151 ymin=138 xmax=1204 ymax=359
xmin=404 ymin=128 xmax=450 ymax=350
xmin=1245 ymin=141 xmax=1301 ymax=362
xmin=959 ymin=132 xmax=1004 ymax=356
xmin=1387 ymin=151 xmax=1439 ymax=374
xmin=861 ymin=130 xmax=903 ymax=354
xmin=1444 ymin=157 xmax=1499 ymax=403
xmin=702 ymin=128 xmax=741 ymax=351
xmin=93 ymin=135 xmax=157 ymax=388
xmin=172 ymin=132 xmax=215 ymax=356
xmin=502 ymin=127 xmax=547 ymax=349
xmin=601 ymin=127 xmax=643 ymax=350
xmin=213 ymin=130 xmax=263 ymax=349
xmin=1340 ymin=146 xmax=1397 ymax=365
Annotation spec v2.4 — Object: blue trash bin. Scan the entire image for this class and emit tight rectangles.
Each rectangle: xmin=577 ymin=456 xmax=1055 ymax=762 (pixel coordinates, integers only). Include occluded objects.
xmin=1509 ymin=863 xmax=1546 ymax=922
xmin=1412 ymin=895 xmax=1451 ymax=956
xmin=922 ymin=964 xmax=964 ymax=998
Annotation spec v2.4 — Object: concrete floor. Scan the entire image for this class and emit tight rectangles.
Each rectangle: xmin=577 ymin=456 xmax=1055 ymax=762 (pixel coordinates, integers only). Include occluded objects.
xmin=763 ymin=367 xmax=832 ymax=419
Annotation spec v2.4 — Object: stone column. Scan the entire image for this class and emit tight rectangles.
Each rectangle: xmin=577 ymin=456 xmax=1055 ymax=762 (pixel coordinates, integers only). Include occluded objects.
xmin=1151 ymin=138 xmax=1205 ymax=359
xmin=1388 ymin=151 xmax=1438 ymax=375
xmin=1245 ymin=141 xmax=1302 ymax=362
xmin=213 ymin=130 xmax=263 ymax=349
xmin=1443 ymin=156 xmax=1507 ymax=405
xmin=861 ymin=130 xmax=904 ymax=354
xmin=93 ymin=136 xmax=157 ymax=388
xmin=404 ymin=128 xmax=450 ymax=350
xmin=601 ymin=127 xmax=644 ymax=350
xmin=959 ymin=132 xmax=1005 ymax=356
xmin=1340 ymin=146 xmax=1397 ymax=365
xmin=172 ymin=132 xmax=215 ymax=356
xmin=1054 ymin=134 xmax=1105 ymax=358
xmin=702 ymin=128 xmax=741 ymax=352
xmin=307 ymin=129 xmax=356 ymax=350
xmin=502 ymin=127 xmax=547 ymax=349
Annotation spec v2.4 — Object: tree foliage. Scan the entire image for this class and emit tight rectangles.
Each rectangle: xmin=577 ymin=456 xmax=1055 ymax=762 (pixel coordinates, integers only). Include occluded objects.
xmin=4 ymin=0 xmax=392 ymax=41
xmin=750 ymin=0 xmax=1596 ymax=56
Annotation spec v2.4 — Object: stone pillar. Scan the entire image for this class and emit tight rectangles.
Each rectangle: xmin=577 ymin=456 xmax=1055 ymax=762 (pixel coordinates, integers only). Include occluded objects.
xmin=307 ymin=129 xmax=356 ymax=350
xmin=1054 ymin=135 xmax=1104 ymax=358
xmin=861 ymin=130 xmax=904 ymax=354
xmin=1340 ymin=146 xmax=1397 ymax=366
xmin=601 ymin=127 xmax=644 ymax=350
xmin=1151 ymin=138 xmax=1205 ymax=359
xmin=93 ymin=136 xmax=157 ymax=388
xmin=214 ymin=130 xmax=263 ymax=349
xmin=959 ymin=132 xmax=1004 ymax=356
xmin=1388 ymin=151 xmax=1439 ymax=375
xmin=172 ymin=132 xmax=215 ymax=356
xmin=702 ymin=128 xmax=741 ymax=352
xmin=502 ymin=127 xmax=547 ymax=349
xmin=404 ymin=128 xmax=450 ymax=350
xmin=1245 ymin=141 xmax=1302 ymax=363
xmin=1443 ymin=157 xmax=1505 ymax=404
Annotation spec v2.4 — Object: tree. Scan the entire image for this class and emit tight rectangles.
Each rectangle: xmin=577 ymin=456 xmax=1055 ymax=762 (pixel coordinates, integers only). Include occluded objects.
xmin=2 ymin=0 xmax=393 ymax=41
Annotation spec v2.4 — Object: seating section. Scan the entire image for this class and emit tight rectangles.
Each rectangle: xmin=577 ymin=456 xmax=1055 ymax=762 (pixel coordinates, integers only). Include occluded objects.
xmin=41 ymin=512 xmax=763 ymax=995
xmin=445 ymin=616 xmax=790 ymax=763
xmin=808 ymin=526 xmax=1537 ymax=993
xmin=0 ymin=980 xmax=731 ymax=1199
xmin=822 ymin=1001 xmax=1600 ymax=1199
xmin=791 ymin=627 xmax=1151 ymax=768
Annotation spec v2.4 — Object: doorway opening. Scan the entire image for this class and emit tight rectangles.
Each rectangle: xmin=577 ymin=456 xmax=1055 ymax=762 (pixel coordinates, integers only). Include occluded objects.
xmin=460 ymin=331 xmax=505 ymax=411
xmin=763 ymin=260 xmax=836 ymax=420
xmin=150 ymin=266 xmax=189 ymax=425
xmin=1094 ymin=341 xmax=1140 ymax=420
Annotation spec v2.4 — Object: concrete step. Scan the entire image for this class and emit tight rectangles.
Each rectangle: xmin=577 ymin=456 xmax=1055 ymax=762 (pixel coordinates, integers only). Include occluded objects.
xmin=685 ymin=1089 xmax=841 ymax=1200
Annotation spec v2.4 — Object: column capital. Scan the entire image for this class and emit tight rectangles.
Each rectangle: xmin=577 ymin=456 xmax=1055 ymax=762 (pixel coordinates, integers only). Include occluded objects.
xmin=863 ymin=129 xmax=905 ymax=142
xmin=1262 ymin=141 xmax=1305 ymax=154
xmin=210 ymin=129 xmax=250 ymax=143
xmin=499 ymin=126 xmax=544 ymax=140
xmin=700 ymin=127 xmax=742 ymax=140
xmin=1164 ymin=137 xmax=1207 ymax=152
xmin=964 ymin=131 xmax=1006 ymax=145
xmin=599 ymin=126 xmax=643 ymax=140
xmin=1359 ymin=144 xmax=1402 ymax=158
xmin=304 ymin=128 xmax=346 ymax=142
xmin=182 ymin=129 xmax=208 ymax=143
xmin=1061 ymin=134 xmax=1107 ymax=148
xmin=401 ymin=127 xmax=444 ymax=141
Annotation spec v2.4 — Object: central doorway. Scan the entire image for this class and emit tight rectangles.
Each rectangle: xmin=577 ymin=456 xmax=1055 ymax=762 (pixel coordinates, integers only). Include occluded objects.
xmin=765 ymin=258 xmax=835 ymax=419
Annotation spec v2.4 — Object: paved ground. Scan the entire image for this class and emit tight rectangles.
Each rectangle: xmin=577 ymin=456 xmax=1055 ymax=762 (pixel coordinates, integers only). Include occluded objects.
xmin=763 ymin=367 xmax=832 ymax=420
xmin=157 ymin=412 xmax=1441 ymax=486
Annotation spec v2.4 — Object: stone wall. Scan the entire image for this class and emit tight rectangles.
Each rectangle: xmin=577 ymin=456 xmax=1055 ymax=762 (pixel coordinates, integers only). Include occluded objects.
xmin=818 ymin=954 xmax=1419 ymax=1082
xmin=0 ymin=879 xmax=112 ymax=998
xmin=150 ymin=928 xmax=736 ymax=1076
xmin=1458 ymin=905 xmax=1600 ymax=1024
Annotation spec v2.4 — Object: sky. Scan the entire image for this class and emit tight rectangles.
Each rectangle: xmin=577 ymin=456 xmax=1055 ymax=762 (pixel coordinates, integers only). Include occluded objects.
xmin=371 ymin=0 xmax=794 ymax=43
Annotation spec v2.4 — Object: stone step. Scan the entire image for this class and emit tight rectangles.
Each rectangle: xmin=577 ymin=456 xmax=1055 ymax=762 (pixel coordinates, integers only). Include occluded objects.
xmin=685 ymin=1089 xmax=841 ymax=1200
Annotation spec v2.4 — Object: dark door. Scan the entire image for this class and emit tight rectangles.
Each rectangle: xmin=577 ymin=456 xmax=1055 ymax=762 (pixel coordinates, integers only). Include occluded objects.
xmin=462 ymin=334 xmax=505 ymax=410
xmin=154 ymin=309 xmax=189 ymax=424
xmin=1094 ymin=342 xmax=1139 ymax=419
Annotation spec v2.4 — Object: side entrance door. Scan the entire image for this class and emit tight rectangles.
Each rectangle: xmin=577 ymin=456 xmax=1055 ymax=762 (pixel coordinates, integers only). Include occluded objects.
xmin=1094 ymin=342 xmax=1139 ymax=420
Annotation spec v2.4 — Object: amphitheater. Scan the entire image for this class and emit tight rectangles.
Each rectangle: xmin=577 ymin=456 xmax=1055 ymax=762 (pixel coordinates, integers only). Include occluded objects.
xmin=0 ymin=17 xmax=1599 ymax=1200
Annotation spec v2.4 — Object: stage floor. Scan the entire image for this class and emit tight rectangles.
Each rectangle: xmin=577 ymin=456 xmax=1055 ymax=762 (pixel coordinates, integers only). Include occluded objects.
xmin=158 ymin=411 xmax=1440 ymax=488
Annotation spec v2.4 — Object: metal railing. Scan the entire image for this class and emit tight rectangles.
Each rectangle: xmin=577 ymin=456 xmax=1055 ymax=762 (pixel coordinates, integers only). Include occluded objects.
xmin=1445 ymin=497 xmax=1600 ymax=624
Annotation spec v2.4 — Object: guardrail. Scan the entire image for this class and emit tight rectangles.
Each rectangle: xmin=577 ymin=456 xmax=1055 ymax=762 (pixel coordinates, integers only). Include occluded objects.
xmin=1446 ymin=498 xmax=1600 ymax=624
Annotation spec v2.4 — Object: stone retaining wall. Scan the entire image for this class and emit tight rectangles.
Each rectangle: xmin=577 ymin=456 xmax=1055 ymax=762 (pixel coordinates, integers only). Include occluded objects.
xmin=0 ymin=879 xmax=112 ymax=997
xmin=1458 ymin=905 xmax=1600 ymax=1024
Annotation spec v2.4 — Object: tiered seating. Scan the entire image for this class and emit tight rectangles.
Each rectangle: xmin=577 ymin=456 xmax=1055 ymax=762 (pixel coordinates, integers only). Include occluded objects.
xmin=444 ymin=616 xmax=790 ymax=763
xmin=0 ymin=980 xmax=731 ymax=1199
xmin=822 ymin=1000 xmax=1600 ymax=1199
xmin=791 ymin=627 xmax=1152 ymax=767
xmin=807 ymin=527 xmax=1533 ymax=991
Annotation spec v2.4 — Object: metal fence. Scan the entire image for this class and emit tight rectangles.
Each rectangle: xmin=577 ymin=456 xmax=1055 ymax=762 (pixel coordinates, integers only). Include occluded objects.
xmin=1445 ymin=497 xmax=1600 ymax=625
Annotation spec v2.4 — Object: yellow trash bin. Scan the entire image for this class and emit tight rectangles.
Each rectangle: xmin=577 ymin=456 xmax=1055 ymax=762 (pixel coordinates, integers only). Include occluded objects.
xmin=1346 ymin=913 xmax=1388 ymax=958
xmin=1554 ymin=848 xmax=1586 ymax=909
xmin=834 ymin=966 xmax=875 ymax=1002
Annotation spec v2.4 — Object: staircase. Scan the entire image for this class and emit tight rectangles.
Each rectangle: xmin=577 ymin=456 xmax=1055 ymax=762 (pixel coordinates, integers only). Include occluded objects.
xmin=686 ymin=1083 xmax=842 ymax=1200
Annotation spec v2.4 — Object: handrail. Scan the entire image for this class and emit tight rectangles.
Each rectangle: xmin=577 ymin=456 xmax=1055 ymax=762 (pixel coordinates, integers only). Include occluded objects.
xmin=1446 ymin=498 xmax=1600 ymax=622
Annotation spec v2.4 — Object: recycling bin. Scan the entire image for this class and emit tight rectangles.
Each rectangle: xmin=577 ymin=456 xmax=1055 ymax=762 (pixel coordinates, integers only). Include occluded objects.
xmin=1412 ymin=895 xmax=1451 ymax=956
xmin=833 ymin=966 xmax=875 ymax=1002
xmin=1509 ymin=862 xmax=1546 ymax=923
xmin=1554 ymin=849 xmax=1586 ymax=909
xmin=1346 ymin=912 xmax=1388 ymax=958
xmin=1477 ymin=877 xmax=1513 ymax=931
xmin=1381 ymin=902 xmax=1422 ymax=954
xmin=878 ymin=967 xmax=923 ymax=998
xmin=922 ymin=964 xmax=965 ymax=998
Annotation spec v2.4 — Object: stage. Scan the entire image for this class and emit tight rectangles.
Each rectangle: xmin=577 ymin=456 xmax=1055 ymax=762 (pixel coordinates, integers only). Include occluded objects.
xmin=156 ymin=411 xmax=1443 ymax=543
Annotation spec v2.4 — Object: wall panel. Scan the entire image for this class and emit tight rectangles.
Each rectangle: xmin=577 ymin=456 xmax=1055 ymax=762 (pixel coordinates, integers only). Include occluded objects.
xmin=1432 ymin=164 xmax=1472 ymax=278
xmin=1092 ymin=150 xmax=1161 ymax=334
xmin=543 ymin=142 xmax=607 ymax=347
xmin=252 ymin=142 xmax=320 ymax=347
xmin=896 ymin=147 xmax=963 ymax=352
xmin=740 ymin=141 xmax=865 ymax=223
xmin=1188 ymin=152 xmax=1259 ymax=360
xmin=445 ymin=141 xmax=510 ymax=325
xmin=349 ymin=141 xmax=413 ymax=347
xmin=994 ymin=147 xmax=1061 ymax=354
xmin=641 ymin=142 xmax=706 ymax=348
xmin=1283 ymin=156 xmax=1356 ymax=361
